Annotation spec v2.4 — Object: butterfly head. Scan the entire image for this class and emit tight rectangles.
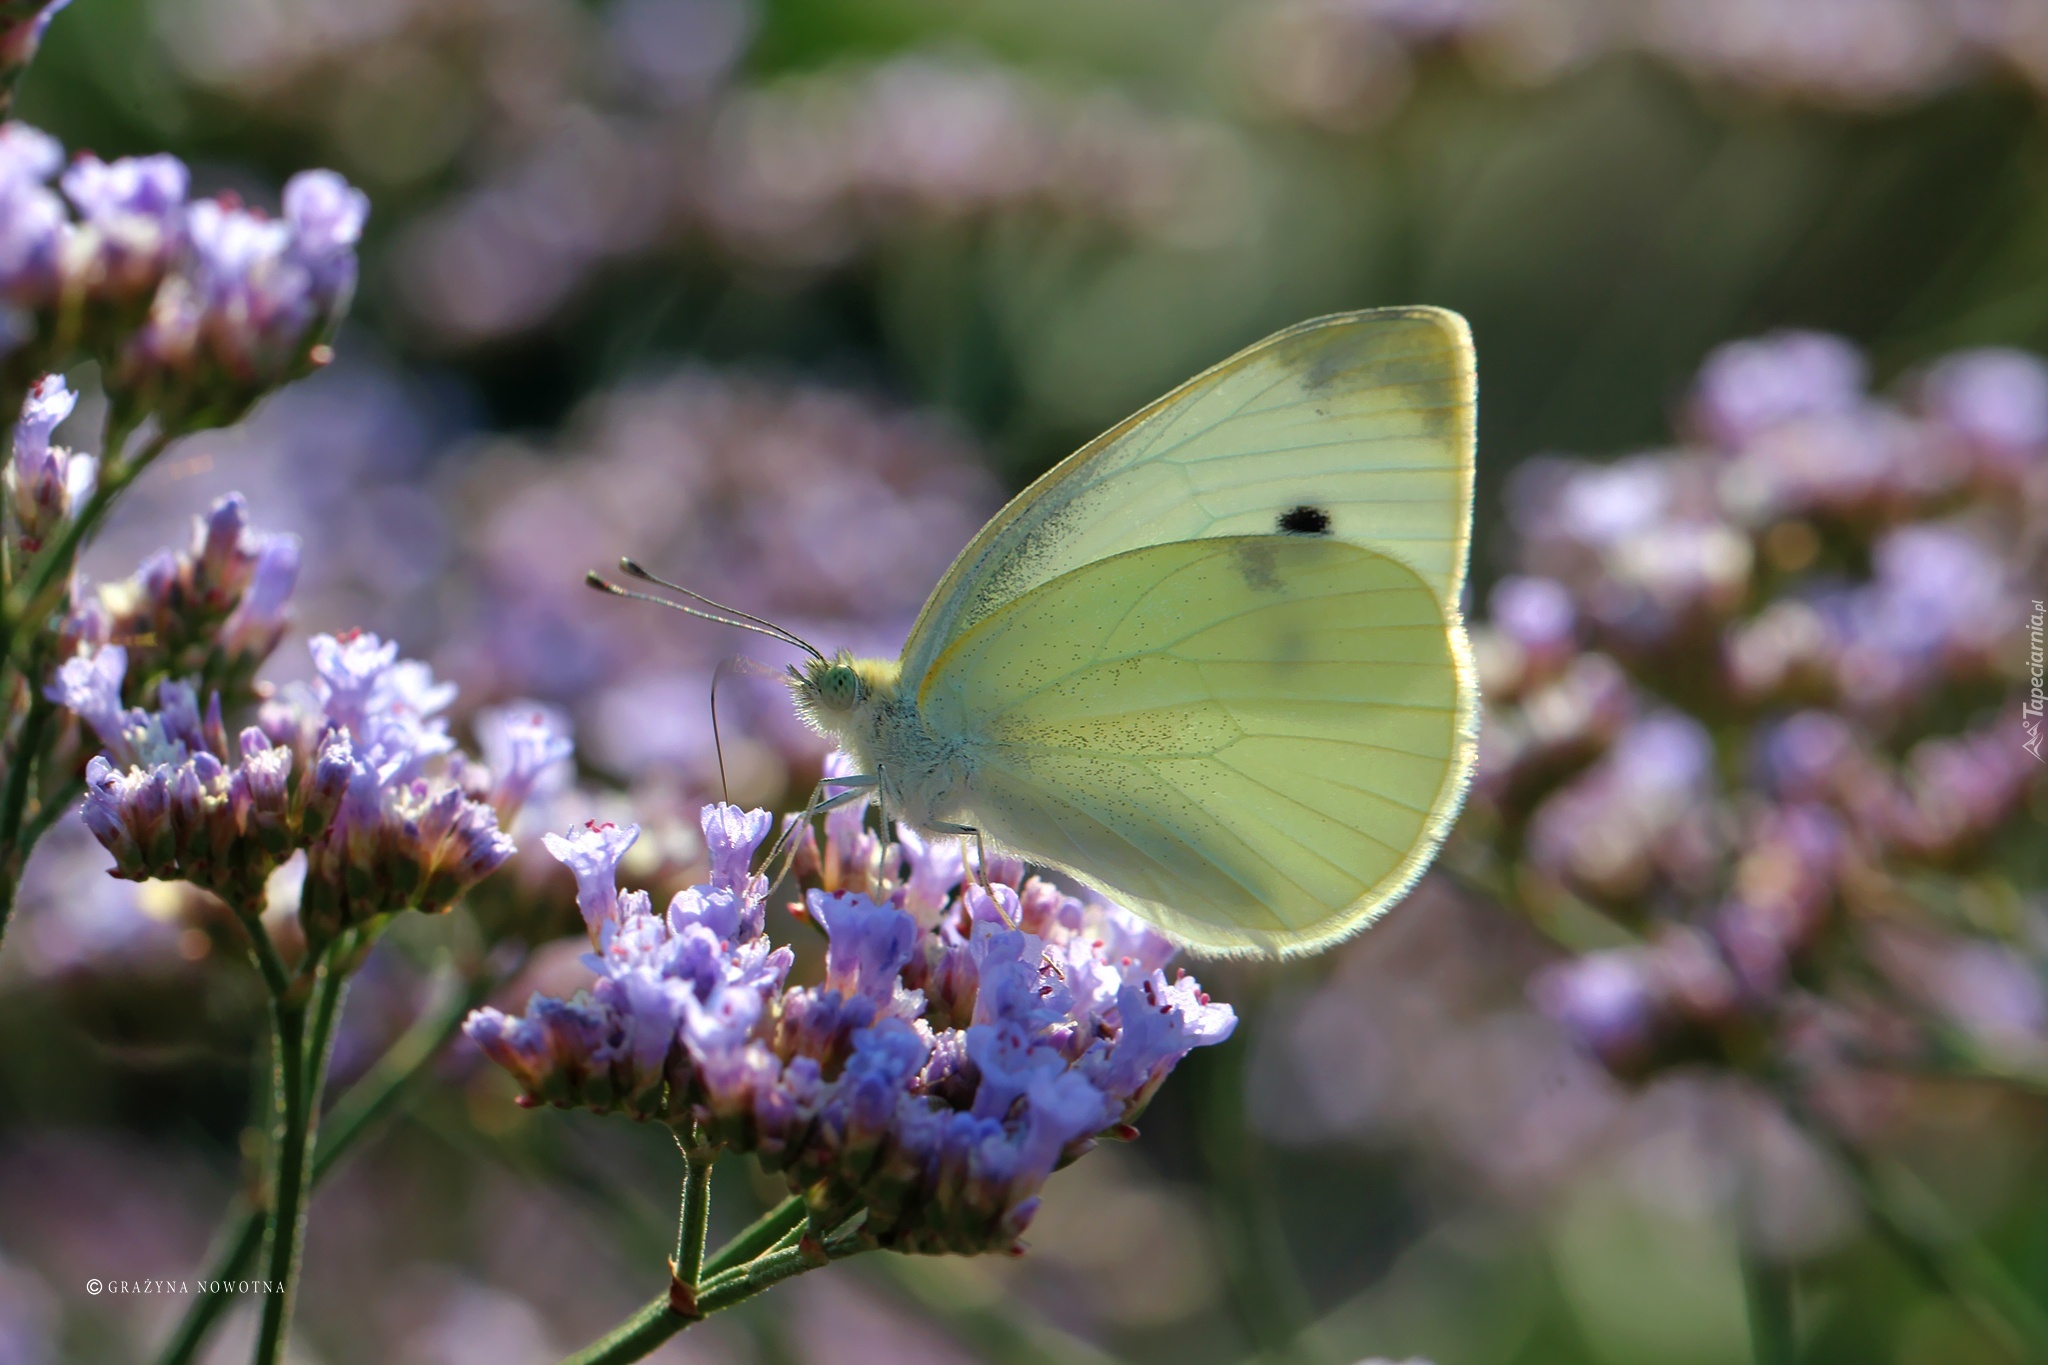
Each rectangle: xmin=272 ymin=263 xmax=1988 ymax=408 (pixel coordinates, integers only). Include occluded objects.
xmin=789 ymin=652 xmax=901 ymax=739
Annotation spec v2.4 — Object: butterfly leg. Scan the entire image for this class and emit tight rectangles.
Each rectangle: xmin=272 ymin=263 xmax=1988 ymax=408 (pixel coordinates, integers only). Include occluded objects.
xmin=759 ymin=772 xmax=879 ymax=889
xmin=928 ymin=819 xmax=1000 ymax=916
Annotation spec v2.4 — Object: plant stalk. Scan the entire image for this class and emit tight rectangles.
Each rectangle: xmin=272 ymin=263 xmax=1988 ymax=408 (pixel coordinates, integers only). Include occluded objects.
xmin=151 ymin=958 xmax=482 ymax=1365
xmin=250 ymin=927 xmax=349 ymax=1365
xmin=557 ymin=1223 xmax=868 ymax=1365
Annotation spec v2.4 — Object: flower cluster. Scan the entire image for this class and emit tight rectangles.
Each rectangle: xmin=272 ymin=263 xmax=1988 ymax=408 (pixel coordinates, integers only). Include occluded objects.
xmin=0 ymin=116 xmax=366 ymax=429
xmin=465 ymin=772 xmax=1234 ymax=1255
xmin=147 ymin=0 xmax=1249 ymax=347
xmin=61 ymin=629 xmax=546 ymax=947
xmin=64 ymin=488 xmax=300 ymax=710
xmin=1235 ymin=0 xmax=2048 ymax=130
xmin=1463 ymin=330 xmax=2046 ymax=1089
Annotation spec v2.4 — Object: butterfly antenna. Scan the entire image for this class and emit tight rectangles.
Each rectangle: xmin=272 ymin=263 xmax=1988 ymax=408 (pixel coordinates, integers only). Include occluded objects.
xmin=617 ymin=558 xmax=829 ymax=663
xmin=709 ymin=655 xmax=748 ymax=805
xmin=586 ymin=570 xmax=825 ymax=662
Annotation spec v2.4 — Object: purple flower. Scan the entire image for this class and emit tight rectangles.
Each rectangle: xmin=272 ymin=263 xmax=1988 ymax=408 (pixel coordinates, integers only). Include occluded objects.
xmin=0 ymin=122 xmax=65 ymax=295
xmin=701 ymin=801 xmax=770 ymax=894
xmin=107 ymin=165 xmax=368 ymax=411
xmin=468 ymin=782 xmax=1232 ymax=1254
xmin=7 ymin=372 xmax=93 ymax=547
xmin=304 ymin=630 xmax=455 ymax=780
xmin=44 ymin=641 xmax=127 ymax=754
xmin=473 ymin=702 xmax=574 ymax=820
xmin=1489 ymin=574 xmax=1576 ymax=667
xmin=70 ymin=492 xmax=301 ymax=705
xmin=1080 ymin=972 xmax=1236 ymax=1111
xmin=1922 ymin=347 xmax=2048 ymax=475
xmin=896 ymin=826 xmax=964 ymax=927
xmin=810 ymin=888 xmax=919 ymax=1002
xmin=1531 ymin=951 xmax=1660 ymax=1074
xmin=1524 ymin=711 xmax=1718 ymax=904
xmin=61 ymin=152 xmax=188 ymax=224
xmin=217 ymin=532 xmax=300 ymax=660
xmin=72 ymin=680 xmax=293 ymax=904
xmin=834 ymin=1018 xmax=931 ymax=1137
xmin=1691 ymin=330 xmax=1867 ymax=450
xmin=966 ymin=1022 xmax=1065 ymax=1120
xmin=59 ymin=152 xmax=188 ymax=295
xmin=282 ymin=169 xmax=368 ymax=303
xmin=542 ymin=820 xmax=640 ymax=938
xmin=62 ymin=630 xmax=529 ymax=935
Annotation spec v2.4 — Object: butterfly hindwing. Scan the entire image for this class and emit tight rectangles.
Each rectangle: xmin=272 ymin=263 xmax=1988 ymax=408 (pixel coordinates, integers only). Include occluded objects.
xmin=919 ymin=534 xmax=1476 ymax=956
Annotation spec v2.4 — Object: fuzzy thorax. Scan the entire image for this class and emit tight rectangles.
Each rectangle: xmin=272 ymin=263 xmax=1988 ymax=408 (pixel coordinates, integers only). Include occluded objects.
xmin=788 ymin=654 xmax=966 ymax=829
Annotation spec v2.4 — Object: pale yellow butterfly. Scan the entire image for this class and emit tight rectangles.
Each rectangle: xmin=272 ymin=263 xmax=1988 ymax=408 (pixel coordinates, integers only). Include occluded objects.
xmin=614 ymin=307 xmax=1478 ymax=957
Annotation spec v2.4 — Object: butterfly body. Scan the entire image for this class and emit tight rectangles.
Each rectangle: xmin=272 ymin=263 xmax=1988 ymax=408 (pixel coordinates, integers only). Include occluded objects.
xmin=788 ymin=307 xmax=1479 ymax=957
xmin=795 ymin=654 xmax=974 ymax=831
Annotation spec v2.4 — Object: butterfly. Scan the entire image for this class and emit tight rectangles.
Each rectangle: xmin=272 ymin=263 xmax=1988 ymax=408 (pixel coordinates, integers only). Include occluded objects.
xmin=601 ymin=308 xmax=1477 ymax=956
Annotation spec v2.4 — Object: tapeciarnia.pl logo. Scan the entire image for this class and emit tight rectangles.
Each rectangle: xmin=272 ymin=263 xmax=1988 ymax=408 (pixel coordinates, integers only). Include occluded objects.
xmin=2026 ymin=599 xmax=2045 ymax=763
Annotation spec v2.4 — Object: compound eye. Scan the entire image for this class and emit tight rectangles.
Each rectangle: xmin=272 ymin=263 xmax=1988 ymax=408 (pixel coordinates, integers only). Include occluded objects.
xmin=820 ymin=665 xmax=860 ymax=709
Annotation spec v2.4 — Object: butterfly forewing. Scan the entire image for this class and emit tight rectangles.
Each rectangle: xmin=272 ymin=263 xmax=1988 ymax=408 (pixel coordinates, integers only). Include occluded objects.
xmin=920 ymin=535 xmax=1475 ymax=956
xmin=898 ymin=307 xmax=1476 ymax=687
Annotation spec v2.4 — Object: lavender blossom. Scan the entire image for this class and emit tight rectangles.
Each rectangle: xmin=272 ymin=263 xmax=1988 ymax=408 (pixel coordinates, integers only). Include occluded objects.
xmin=0 ymin=111 xmax=365 ymax=432
xmin=61 ymin=152 xmax=188 ymax=297
xmin=4 ymin=370 xmax=91 ymax=552
xmin=272 ymin=633 xmax=512 ymax=940
xmin=71 ymin=490 xmax=300 ymax=707
xmin=75 ymin=678 xmax=294 ymax=904
xmin=1920 ymin=347 xmax=2048 ymax=478
xmin=0 ymin=121 xmax=63 ymax=303
xmin=467 ymin=774 xmax=1234 ymax=1255
xmin=1690 ymin=330 xmax=1869 ymax=450
xmin=61 ymin=631 xmax=521 ymax=939
xmin=103 ymin=164 xmax=368 ymax=427
xmin=473 ymin=702 xmax=575 ymax=822
xmin=1477 ymin=328 xmax=2046 ymax=1108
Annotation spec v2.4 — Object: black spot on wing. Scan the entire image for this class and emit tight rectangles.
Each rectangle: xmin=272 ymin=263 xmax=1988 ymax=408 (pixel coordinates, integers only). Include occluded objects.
xmin=1278 ymin=504 xmax=1332 ymax=535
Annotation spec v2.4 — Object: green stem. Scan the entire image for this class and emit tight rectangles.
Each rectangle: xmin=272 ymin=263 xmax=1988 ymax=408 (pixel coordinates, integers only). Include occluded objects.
xmin=251 ymin=979 xmax=309 ymax=1365
xmin=1742 ymin=1251 xmax=1796 ymax=1365
xmin=250 ymin=927 xmax=347 ymax=1365
xmin=697 ymin=1235 xmax=864 ymax=1311
xmin=151 ymin=958 xmax=483 ymax=1365
xmin=312 ymin=961 xmax=473 ymax=1183
xmin=0 ymin=690 xmax=56 ymax=951
xmin=558 ymin=1228 xmax=869 ymax=1365
xmin=673 ymin=1143 xmax=716 ymax=1301
xmin=153 ymin=1211 xmax=266 ymax=1365
xmin=236 ymin=903 xmax=294 ymax=1005
xmin=700 ymin=1195 xmax=806 ymax=1280
xmin=301 ymin=934 xmax=353 ymax=1100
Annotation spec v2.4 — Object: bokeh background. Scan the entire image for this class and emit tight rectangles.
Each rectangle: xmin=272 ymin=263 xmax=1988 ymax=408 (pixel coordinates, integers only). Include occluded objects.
xmin=4 ymin=1 xmax=2048 ymax=1362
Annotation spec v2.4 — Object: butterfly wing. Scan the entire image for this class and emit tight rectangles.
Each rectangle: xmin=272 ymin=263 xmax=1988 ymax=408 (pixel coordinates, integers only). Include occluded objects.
xmin=899 ymin=307 xmax=1475 ymax=685
xmin=920 ymin=534 xmax=1475 ymax=956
